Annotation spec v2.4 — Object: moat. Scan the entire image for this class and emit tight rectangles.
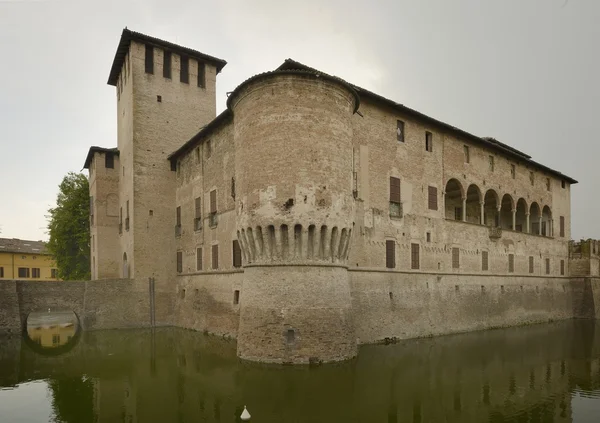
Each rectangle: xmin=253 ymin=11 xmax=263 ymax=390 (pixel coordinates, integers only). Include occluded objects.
xmin=1 ymin=320 xmax=600 ymax=422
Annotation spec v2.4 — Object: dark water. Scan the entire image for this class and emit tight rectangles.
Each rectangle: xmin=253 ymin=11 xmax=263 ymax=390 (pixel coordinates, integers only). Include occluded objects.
xmin=1 ymin=320 xmax=600 ymax=422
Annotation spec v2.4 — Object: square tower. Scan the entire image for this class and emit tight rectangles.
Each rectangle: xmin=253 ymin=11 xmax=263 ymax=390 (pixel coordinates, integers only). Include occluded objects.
xmin=106 ymin=29 xmax=226 ymax=290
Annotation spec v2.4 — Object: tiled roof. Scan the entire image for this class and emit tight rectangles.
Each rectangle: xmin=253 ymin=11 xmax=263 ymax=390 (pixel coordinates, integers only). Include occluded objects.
xmin=83 ymin=146 xmax=119 ymax=169
xmin=0 ymin=238 xmax=48 ymax=255
xmin=107 ymin=28 xmax=227 ymax=86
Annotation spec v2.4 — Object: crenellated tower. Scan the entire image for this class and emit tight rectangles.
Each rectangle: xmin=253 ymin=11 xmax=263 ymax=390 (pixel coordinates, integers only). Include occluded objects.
xmin=228 ymin=70 xmax=360 ymax=363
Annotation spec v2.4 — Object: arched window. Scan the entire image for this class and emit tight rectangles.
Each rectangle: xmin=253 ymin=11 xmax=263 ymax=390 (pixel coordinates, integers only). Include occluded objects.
xmin=483 ymin=190 xmax=499 ymax=227
xmin=500 ymin=194 xmax=514 ymax=230
xmin=444 ymin=179 xmax=464 ymax=220
xmin=465 ymin=184 xmax=482 ymax=224
xmin=515 ymin=198 xmax=527 ymax=232
xmin=542 ymin=206 xmax=552 ymax=237
xmin=530 ymin=202 xmax=541 ymax=235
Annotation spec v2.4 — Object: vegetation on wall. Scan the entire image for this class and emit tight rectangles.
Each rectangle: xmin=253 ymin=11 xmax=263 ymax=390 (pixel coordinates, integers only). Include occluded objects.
xmin=47 ymin=172 xmax=90 ymax=280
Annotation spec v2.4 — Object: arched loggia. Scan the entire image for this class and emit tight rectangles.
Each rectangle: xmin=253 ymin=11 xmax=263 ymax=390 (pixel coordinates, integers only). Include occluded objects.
xmin=444 ymin=179 xmax=465 ymax=221
xmin=483 ymin=190 xmax=500 ymax=227
xmin=530 ymin=202 xmax=541 ymax=235
xmin=500 ymin=194 xmax=514 ymax=230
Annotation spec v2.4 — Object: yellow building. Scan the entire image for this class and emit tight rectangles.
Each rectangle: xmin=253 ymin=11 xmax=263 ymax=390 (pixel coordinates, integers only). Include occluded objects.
xmin=0 ymin=238 xmax=59 ymax=280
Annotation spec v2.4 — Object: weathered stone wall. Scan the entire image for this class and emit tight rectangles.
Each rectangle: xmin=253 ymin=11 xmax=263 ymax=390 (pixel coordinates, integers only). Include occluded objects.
xmin=0 ymin=279 xmax=153 ymax=334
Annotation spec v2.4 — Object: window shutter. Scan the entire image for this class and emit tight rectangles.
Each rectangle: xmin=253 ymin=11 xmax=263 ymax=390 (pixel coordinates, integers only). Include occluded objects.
xmin=176 ymin=206 xmax=181 ymax=225
xmin=482 ymin=251 xmax=488 ymax=271
xmin=197 ymin=61 xmax=205 ymax=88
xmin=411 ymin=243 xmax=419 ymax=269
xmin=195 ymin=197 xmax=201 ymax=219
xmin=509 ymin=254 xmax=514 ymax=272
xmin=386 ymin=240 xmax=395 ymax=269
xmin=452 ymin=248 xmax=460 ymax=269
xmin=196 ymin=248 xmax=202 ymax=271
xmin=176 ymin=251 xmax=182 ymax=273
xmin=529 ymin=256 xmax=534 ymax=273
xmin=210 ymin=190 xmax=217 ymax=213
xmin=560 ymin=216 xmax=565 ymax=237
xmin=180 ymin=56 xmax=189 ymax=83
xmin=428 ymin=186 xmax=438 ymax=210
xmin=560 ymin=260 xmax=565 ymax=275
xmin=145 ymin=45 xmax=154 ymax=74
xmin=233 ymin=240 xmax=242 ymax=268
xmin=212 ymin=245 xmax=219 ymax=269
xmin=163 ymin=51 xmax=172 ymax=78
xmin=389 ymin=177 xmax=401 ymax=203
xmin=546 ymin=258 xmax=550 ymax=274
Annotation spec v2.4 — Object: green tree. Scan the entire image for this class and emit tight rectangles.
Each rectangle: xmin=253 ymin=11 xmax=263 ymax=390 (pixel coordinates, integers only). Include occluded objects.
xmin=47 ymin=172 xmax=90 ymax=280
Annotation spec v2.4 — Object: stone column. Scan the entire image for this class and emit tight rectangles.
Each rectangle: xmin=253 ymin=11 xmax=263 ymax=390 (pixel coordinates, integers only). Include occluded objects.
xmin=511 ymin=208 xmax=516 ymax=231
xmin=526 ymin=213 xmax=530 ymax=233
xmin=496 ymin=206 xmax=501 ymax=228
xmin=479 ymin=201 xmax=484 ymax=225
xmin=462 ymin=198 xmax=467 ymax=222
xmin=538 ymin=215 xmax=542 ymax=235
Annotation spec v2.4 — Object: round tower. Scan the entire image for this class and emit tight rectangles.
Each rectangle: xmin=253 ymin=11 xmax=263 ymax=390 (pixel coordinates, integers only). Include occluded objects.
xmin=228 ymin=70 xmax=359 ymax=363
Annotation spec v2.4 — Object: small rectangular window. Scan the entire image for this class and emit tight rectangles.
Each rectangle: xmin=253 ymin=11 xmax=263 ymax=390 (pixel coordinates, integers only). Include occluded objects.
xmin=51 ymin=268 xmax=57 ymax=279
xmin=233 ymin=290 xmax=240 ymax=305
xmin=32 ymin=268 xmax=40 ymax=278
xmin=428 ymin=186 xmax=438 ymax=210
xmin=508 ymin=254 xmax=514 ymax=273
xmin=489 ymin=156 xmax=494 ymax=172
xmin=195 ymin=147 xmax=200 ymax=163
xmin=425 ymin=131 xmax=433 ymax=152
xmin=233 ymin=240 xmax=242 ymax=268
xmin=530 ymin=171 xmax=535 ymax=186
xmin=464 ymin=145 xmax=470 ymax=163
xmin=546 ymin=178 xmax=551 ymax=191
xmin=0 ymin=267 xmax=3 ymax=278
xmin=561 ymin=180 xmax=566 ymax=189
xmin=389 ymin=177 xmax=401 ymax=217
xmin=18 ymin=267 xmax=29 ymax=278
xmin=145 ymin=44 xmax=154 ymax=74
xmin=411 ymin=243 xmax=420 ymax=269
xmin=529 ymin=256 xmax=534 ymax=274
xmin=212 ymin=244 xmax=219 ymax=269
xmin=163 ymin=50 xmax=172 ymax=78
xmin=105 ymin=153 xmax=114 ymax=169
xmin=426 ymin=232 xmax=431 ymax=243
xmin=482 ymin=251 xmax=488 ymax=271
xmin=560 ymin=260 xmax=565 ymax=276
xmin=180 ymin=55 xmax=189 ymax=83
xmin=511 ymin=164 xmax=516 ymax=179
xmin=176 ymin=206 xmax=181 ymax=226
xmin=452 ymin=248 xmax=460 ymax=269
xmin=386 ymin=240 xmax=395 ymax=269
xmin=194 ymin=197 xmax=202 ymax=230
xmin=545 ymin=258 xmax=550 ymax=275
xmin=176 ymin=251 xmax=183 ymax=273
xmin=396 ymin=120 xmax=405 ymax=142
xmin=206 ymin=140 xmax=212 ymax=158
xmin=197 ymin=61 xmax=205 ymax=88
xmin=196 ymin=247 xmax=202 ymax=271
xmin=560 ymin=216 xmax=565 ymax=237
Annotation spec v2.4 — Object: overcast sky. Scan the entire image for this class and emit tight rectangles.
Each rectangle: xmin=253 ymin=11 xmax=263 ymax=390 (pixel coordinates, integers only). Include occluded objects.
xmin=0 ymin=0 xmax=597 ymax=241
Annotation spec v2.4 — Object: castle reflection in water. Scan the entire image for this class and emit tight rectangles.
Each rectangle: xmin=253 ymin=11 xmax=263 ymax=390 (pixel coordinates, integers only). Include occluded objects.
xmin=1 ymin=320 xmax=600 ymax=422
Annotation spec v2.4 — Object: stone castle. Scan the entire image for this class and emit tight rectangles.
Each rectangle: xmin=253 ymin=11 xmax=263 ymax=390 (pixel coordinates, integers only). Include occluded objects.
xmin=84 ymin=28 xmax=594 ymax=364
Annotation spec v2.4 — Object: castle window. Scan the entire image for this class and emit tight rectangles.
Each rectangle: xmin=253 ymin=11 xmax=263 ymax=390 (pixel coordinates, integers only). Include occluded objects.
xmin=389 ymin=177 xmax=401 ymax=217
xmin=530 ymin=171 xmax=535 ymax=186
xmin=198 ymin=61 xmax=205 ymax=88
xmin=233 ymin=290 xmax=240 ymax=305
xmin=105 ymin=153 xmax=114 ymax=169
xmin=206 ymin=140 xmax=212 ymax=158
xmin=545 ymin=258 xmax=550 ymax=275
xmin=209 ymin=190 xmax=218 ymax=227
xmin=452 ymin=248 xmax=460 ymax=269
xmin=176 ymin=206 xmax=182 ymax=236
xmin=232 ymin=240 xmax=242 ymax=268
xmin=489 ymin=156 xmax=494 ymax=172
xmin=196 ymin=247 xmax=202 ymax=271
xmin=194 ymin=197 xmax=202 ymax=230
xmin=89 ymin=196 xmax=94 ymax=226
xmin=411 ymin=243 xmax=420 ymax=269
xmin=562 ymin=180 xmax=566 ymax=189
xmin=195 ymin=147 xmax=200 ymax=163
xmin=560 ymin=260 xmax=565 ymax=276
xmin=180 ymin=55 xmax=189 ymax=84
xmin=425 ymin=131 xmax=433 ymax=152
xmin=51 ymin=269 xmax=57 ymax=279
xmin=508 ymin=254 xmax=514 ymax=273
xmin=560 ymin=216 xmax=565 ymax=237
xmin=126 ymin=200 xmax=130 ymax=231
xmin=119 ymin=207 xmax=123 ymax=234
xmin=482 ymin=251 xmax=488 ymax=271
xmin=546 ymin=178 xmax=551 ymax=191
xmin=511 ymin=164 xmax=516 ymax=179
xmin=176 ymin=251 xmax=182 ymax=273
xmin=0 ymin=267 xmax=3 ymax=278
xmin=529 ymin=256 xmax=534 ymax=274
xmin=163 ymin=51 xmax=172 ymax=79
xmin=426 ymin=232 xmax=431 ymax=242
xmin=428 ymin=186 xmax=438 ymax=210
xmin=32 ymin=268 xmax=40 ymax=279
xmin=212 ymin=244 xmax=219 ymax=269
xmin=145 ymin=44 xmax=154 ymax=74
xmin=464 ymin=145 xmax=470 ymax=163
xmin=397 ymin=120 xmax=405 ymax=142
xmin=18 ymin=268 xmax=29 ymax=278
xmin=386 ymin=240 xmax=395 ymax=269
xmin=454 ymin=207 xmax=462 ymax=221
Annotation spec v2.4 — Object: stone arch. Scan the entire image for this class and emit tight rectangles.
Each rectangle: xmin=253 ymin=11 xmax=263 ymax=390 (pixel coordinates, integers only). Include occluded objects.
xmin=445 ymin=179 xmax=465 ymax=220
xmin=122 ymin=252 xmax=129 ymax=278
xmin=542 ymin=205 xmax=552 ymax=237
xmin=483 ymin=189 xmax=500 ymax=227
xmin=515 ymin=198 xmax=528 ymax=232
xmin=500 ymin=194 xmax=514 ymax=230
xmin=465 ymin=184 xmax=482 ymax=224
xmin=106 ymin=193 xmax=119 ymax=217
xmin=530 ymin=202 xmax=542 ymax=235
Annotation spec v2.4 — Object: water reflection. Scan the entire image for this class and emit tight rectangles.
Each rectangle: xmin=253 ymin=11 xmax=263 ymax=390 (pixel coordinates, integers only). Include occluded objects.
xmin=0 ymin=321 xmax=600 ymax=422
xmin=25 ymin=310 xmax=79 ymax=354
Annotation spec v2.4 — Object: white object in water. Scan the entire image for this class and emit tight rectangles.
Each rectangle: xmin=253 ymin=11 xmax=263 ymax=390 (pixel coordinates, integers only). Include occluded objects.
xmin=240 ymin=405 xmax=251 ymax=421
